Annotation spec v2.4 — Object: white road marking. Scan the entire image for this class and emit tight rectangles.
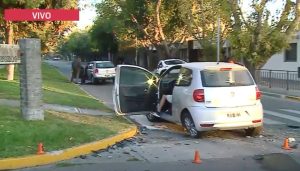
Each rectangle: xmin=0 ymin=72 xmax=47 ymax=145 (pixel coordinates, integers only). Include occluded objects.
xmin=280 ymin=109 xmax=300 ymax=115
xmin=263 ymin=118 xmax=283 ymax=125
xmin=264 ymin=110 xmax=300 ymax=123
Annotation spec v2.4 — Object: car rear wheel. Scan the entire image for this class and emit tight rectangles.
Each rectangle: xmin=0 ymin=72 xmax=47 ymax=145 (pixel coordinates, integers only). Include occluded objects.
xmin=182 ymin=111 xmax=201 ymax=138
xmin=245 ymin=126 xmax=262 ymax=136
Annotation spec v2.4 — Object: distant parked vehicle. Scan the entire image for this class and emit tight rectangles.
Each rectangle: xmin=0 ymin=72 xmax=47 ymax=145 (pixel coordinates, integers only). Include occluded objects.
xmin=52 ymin=57 xmax=61 ymax=61
xmin=86 ymin=61 xmax=116 ymax=84
xmin=155 ymin=59 xmax=186 ymax=75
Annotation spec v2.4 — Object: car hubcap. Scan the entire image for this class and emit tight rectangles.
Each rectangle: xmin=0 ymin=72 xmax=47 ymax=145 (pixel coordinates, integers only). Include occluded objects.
xmin=184 ymin=117 xmax=198 ymax=137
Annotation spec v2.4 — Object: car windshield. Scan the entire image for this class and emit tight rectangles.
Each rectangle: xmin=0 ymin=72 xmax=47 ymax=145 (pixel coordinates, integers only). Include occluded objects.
xmin=201 ymin=69 xmax=254 ymax=87
xmin=96 ymin=62 xmax=114 ymax=68
xmin=164 ymin=60 xmax=185 ymax=65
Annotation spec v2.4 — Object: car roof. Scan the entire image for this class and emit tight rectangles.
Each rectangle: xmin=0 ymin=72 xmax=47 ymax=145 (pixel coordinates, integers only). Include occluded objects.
xmin=181 ymin=62 xmax=246 ymax=70
xmin=162 ymin=59 xmax=185 ymax=62
xmin=91 ymin=61 xmax=112 ymax=63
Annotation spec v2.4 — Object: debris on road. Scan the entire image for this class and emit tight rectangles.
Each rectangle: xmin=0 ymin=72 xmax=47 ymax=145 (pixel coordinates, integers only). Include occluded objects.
xmin=288 ymin=137 xmax=296 ymax=142
xmin=253 ymin=155 xmax=264 ymax=160
xmin=123 ymin=151 xmax=130 ymax=155
xmin=79 ymin=155 xmax=87 ymax=159
xmin=287 ymin=125 xmax=300 ymax=129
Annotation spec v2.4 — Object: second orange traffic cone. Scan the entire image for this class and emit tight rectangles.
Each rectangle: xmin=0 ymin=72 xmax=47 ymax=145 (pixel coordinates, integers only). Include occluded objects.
xmin=282 ymin=138 xmax=292 ymax=150
xmin=192 ymin=150 xmax=202 ymax=164
xmin=37 ymin=143 xmax=45 ymax=155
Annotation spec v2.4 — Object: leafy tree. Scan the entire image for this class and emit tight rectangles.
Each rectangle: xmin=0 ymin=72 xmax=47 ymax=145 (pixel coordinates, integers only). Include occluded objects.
xmin=0 ymin=0 xmax=77 ymax=80
xmin=58 ymin=30 xmax=98 ymax=61
xmin=227 ymin=0 xmax=299 ymax=76
xmin=177 ymin=0 xmax=232 ymax=61
xmin=90 ymin=18 xmax=119 ymax=60
xmin=94 ymin=0 xmax=299 ymax=72
xmin=94 ymin=0 xmax=190 ymax=59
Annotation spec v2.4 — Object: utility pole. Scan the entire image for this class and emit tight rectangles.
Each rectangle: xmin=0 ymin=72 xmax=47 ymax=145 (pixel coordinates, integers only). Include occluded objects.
xmin=135 ymin=35 xmax=138 ymax=65
xmin=217 ymin=15 xmax=220 ymax=62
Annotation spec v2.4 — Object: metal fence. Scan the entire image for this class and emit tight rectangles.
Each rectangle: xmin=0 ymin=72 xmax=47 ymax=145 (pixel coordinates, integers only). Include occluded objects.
xmin=255 ymin=69 xmax=300 ymax=91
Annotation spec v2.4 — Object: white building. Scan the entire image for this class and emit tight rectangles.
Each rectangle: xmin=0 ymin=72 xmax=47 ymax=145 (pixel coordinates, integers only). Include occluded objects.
xmin=262 ymin=32 xmax=300 ymax=71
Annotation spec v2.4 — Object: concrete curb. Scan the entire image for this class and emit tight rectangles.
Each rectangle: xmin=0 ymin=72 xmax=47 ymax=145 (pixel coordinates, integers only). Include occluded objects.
xmin=0 ymin=127 xmax=138 ymax=170
xmin=262 ymin=91 xmax=300 ymax=101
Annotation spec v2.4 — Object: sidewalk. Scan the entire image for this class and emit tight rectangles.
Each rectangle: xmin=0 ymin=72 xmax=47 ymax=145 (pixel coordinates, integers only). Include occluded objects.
xmin=259 ymin=85 xmax=300 ymax=101
xmin=0 ymin=99 xmax=113 ymax=116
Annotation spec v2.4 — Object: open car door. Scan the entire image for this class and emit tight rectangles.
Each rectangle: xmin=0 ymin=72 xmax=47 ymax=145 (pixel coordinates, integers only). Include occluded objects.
xmin=113 ymin=65 xmax=157 ymax=115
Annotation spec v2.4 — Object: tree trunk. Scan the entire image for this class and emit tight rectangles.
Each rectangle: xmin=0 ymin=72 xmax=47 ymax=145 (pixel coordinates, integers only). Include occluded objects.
xmin=156 ymin=0 xmax=171 ymax=59
xmin=244 ymin=59 xmax=256 ymax=80
xmin=5 ymin=21 xmax=15 ymax=81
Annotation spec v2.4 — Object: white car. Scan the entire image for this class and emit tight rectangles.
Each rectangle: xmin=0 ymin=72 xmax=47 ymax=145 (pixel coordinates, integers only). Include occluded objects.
xmin=155 ymin=59 xmax=186 ymax=75
xmin=113 ymin=62 xmax=263 ymax=138
xmin=86 ymin=61 xmax=116 ymax=84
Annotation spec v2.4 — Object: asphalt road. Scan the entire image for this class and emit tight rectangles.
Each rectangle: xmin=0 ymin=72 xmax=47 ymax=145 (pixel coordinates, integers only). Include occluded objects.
xmin=25 ymin=60 xmax=300 ymax=171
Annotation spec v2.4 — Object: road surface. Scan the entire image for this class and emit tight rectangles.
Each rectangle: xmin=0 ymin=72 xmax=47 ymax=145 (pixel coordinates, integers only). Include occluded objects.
xmin=22 ymin=60 xmax=300 ymax=171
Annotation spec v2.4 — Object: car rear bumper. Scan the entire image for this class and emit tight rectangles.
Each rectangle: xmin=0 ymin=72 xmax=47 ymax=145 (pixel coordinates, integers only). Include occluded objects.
xmin=188 ymin=103 xmax=263 ymax=131
xmin=94 ymin=74 xmax=115 ymax=79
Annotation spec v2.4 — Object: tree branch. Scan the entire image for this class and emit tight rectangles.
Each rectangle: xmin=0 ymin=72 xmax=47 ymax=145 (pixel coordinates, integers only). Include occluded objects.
xmin=285 ymin=0 xmax=299 ymax=36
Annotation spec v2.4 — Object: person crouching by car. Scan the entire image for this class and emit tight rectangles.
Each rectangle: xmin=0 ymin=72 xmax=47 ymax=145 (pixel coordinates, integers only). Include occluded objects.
xmin=225 ymin=56 xmax=244 ymax=66
xmin=70 ymin=57 xmax=81 ymax=84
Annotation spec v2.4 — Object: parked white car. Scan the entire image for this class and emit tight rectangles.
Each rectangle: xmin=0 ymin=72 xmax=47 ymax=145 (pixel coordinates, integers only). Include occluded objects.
xmin=113 ymin=62 xmax=263 ymax=138
xmin=155 ymin=59 xmax=186 ymax=75
xmin=86 ymin=61 xmax=116 ymax=84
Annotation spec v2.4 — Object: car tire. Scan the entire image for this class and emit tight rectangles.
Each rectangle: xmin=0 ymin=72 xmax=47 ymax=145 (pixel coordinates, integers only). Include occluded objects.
xmin=146 ymin=113 xmax=159 ymax=122
xmin=92 ymin=76 xmax=98 ymax=84
xmin=245 ymin=126 xmax=263 ymax=137
xmin=181 ymin=111 xmax=201 ymax=138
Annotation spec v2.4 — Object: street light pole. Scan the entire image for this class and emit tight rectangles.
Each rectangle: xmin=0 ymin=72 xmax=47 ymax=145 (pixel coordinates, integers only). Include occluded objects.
xmin=135 ymin=34 xmax=138 ymax=65
xmin=217 ymin=15 xmax=220 ymax=62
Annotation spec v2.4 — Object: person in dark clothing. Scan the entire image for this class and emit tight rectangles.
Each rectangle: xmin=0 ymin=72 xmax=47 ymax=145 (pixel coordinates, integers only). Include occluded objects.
xmin=70 ymin=57 xmax=81 ymax=83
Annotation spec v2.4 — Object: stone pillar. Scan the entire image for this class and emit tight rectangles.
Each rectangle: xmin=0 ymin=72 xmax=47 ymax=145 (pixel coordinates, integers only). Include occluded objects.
xmin=19 ymin=38 xmax=44 ymax=120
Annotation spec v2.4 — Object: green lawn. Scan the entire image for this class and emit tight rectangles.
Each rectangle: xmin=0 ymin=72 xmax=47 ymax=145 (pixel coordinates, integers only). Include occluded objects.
xmin=0 ymin=105 xmax=133 ymax=158
xmin=0 ymin=64 xmax=112 ymax=111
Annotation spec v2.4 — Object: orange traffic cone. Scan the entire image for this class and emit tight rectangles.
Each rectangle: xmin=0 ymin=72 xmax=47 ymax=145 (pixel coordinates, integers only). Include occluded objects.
xmin=192 ymin=150 xmax=202 ymax=164
xmin=37 ymin=143 xmax=45 ymax=155
xmin=282 ymin=138 xmax=292 ymax=150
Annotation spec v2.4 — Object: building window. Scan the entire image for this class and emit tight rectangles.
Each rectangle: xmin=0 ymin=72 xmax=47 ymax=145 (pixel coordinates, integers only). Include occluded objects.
xmin=285 ymin=43 xmax=297 ymax=62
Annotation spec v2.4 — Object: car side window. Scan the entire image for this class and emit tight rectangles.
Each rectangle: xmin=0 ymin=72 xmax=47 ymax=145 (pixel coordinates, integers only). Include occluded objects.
xmin=161 ymin=68 xmax=180 ymax=82
xmin=176 ymin=68 xmax=193 ymax=86
xmin=120 ymin=67 xmax=155 ymax=86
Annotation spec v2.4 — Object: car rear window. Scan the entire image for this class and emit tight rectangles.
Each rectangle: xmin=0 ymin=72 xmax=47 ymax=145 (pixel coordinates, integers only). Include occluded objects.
xmin=200 ymin=69 xmax=254 ymax=87
xmin=96 ymin=62 xmax=114 ymax=68
xmin=164 ymin=60 xmax=185 ymax=65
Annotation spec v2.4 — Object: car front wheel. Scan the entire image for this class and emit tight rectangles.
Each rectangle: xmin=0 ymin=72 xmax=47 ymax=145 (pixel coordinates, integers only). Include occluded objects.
xmin=182 ymin=111 xmax=201 ymax=138
xmin=245 ymin=126 xmax=262 ymax=136
xmin=92 ymin=76 xmax=98 ymax=84
xmin=146 ymin=112 xmax=159 ymax=122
